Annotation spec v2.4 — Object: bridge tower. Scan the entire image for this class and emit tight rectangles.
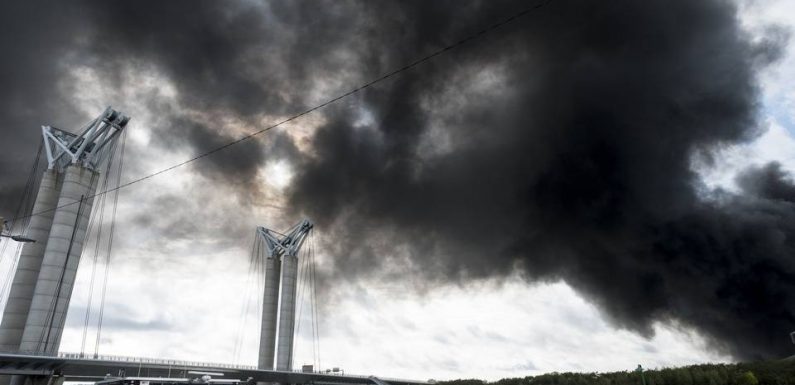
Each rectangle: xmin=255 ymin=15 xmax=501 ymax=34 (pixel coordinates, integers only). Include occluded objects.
xmin=256 ymin=219 xmax=313 ymax=371
xmin=0 ymin=108 xmax=129 ymax=356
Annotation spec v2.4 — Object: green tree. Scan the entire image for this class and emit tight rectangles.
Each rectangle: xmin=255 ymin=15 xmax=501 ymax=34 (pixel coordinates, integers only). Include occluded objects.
xmin=735 ymin=372 xmax=757 ymax=385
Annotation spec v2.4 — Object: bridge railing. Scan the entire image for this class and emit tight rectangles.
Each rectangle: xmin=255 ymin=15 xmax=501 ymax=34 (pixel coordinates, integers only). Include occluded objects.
xmin=0 ymin=350 xmax=257 ymax=371
xmin=0 ymin=350 xmax=427 ymax=384
xmin=59 ymin=352 xmax=258 ymax=370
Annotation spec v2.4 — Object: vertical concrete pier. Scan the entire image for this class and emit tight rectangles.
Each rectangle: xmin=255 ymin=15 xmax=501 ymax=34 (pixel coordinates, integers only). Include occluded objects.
xmin=258 ymin=255 xmax=281 ymax=370
xmin=19 ymin=165 xmax=98 ymax=353
xmin=275 ymin=254 xmax=299 ymax=371
xmin=255 ymin=220 xmax=312 ymax=372
xmin=0 ymin=170 xmax=62 ymax=352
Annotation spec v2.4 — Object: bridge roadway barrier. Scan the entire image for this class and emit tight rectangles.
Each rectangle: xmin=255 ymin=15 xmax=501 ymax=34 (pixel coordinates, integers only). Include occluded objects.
xmin=0 ymin=352 xmax=428 ymax=385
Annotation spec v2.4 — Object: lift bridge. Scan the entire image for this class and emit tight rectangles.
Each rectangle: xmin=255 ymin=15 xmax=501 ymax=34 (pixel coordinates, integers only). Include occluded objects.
xmin=0 ymin=109 xmax=426 ymax=385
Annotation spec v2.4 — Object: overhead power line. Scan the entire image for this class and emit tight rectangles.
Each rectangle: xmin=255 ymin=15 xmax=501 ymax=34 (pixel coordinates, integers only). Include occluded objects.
xmin=9 ymin=0 xmax=554 ymax=223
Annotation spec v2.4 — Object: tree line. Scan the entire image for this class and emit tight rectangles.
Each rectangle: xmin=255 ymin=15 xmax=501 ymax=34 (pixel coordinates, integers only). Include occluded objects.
xmin=439 ymin=359 xmax=795 ymax=385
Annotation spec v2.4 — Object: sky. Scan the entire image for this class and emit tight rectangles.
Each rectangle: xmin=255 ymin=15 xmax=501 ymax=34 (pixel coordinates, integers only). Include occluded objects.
xmin=1 ymin=0 xmax=795 ymax=381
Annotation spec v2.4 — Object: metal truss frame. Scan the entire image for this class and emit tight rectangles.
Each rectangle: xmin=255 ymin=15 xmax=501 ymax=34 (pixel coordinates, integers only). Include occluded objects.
xmin=42 ymin=107 xmax=130 ymax=171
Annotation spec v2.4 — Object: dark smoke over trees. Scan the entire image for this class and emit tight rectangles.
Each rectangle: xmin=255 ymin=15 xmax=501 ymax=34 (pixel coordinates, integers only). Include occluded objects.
xmin=0 ymin=0 xmax=792 ymax=363
xmin=285 ymin=0 xmax=795 ymax=360
xmin=441 ymin=359 xmax=795 ymax=385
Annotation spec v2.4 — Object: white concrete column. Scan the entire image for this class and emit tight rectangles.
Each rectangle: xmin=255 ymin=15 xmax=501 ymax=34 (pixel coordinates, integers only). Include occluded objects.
xmin=0 ymin=170 xmax=63 ymax=352
xmin=19 ymin=165 xmax=98 ymax=354
xmin=276 ymin=255 xmax=299 ymax=371
xmin=258 ymin=256 xmax=281 ymax=370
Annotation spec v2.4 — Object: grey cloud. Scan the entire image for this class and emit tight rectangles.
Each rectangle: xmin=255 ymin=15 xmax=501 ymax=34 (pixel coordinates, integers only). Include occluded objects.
xmin=506 ymin=361 xmax=538 ymax=371
xmin=66 ymin=303 xmax=173 ymax=332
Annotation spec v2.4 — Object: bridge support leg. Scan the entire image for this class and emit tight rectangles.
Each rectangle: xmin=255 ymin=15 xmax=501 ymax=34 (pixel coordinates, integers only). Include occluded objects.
xmin=276 ymin=255 xmax=299 ymax=371
xmin=258 ymin=256 xmax=281 ymax=370
xmin=9 ymin=374 xmax=28 ymax=385
xmin=2 ymin=374 xmax=30 ymax=385
xmin=38 ymin=375 xmax=63 ymax=385
xmin=10 ymin=375 xmax=63 ymax=385
xmin=19 ymin=165 xmax=98 ymax=354
xmin=0 ymin=169 xmax=63 ymax=353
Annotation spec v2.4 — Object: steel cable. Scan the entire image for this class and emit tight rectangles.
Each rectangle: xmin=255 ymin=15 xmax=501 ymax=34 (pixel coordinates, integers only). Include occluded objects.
xmin=79 ymin=138 xmax=120 ymax=356
xmin=94 ymin=127 xmax=128 ymax=356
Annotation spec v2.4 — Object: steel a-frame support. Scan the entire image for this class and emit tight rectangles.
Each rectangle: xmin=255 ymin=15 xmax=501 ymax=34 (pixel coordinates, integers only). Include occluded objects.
xmin=42 ymin=107 xmax=129 ymax=171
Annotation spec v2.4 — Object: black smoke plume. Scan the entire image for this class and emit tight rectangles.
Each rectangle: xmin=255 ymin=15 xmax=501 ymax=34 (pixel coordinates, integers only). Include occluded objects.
xmin=0 ymin=0 xmax=792 ymax=361
xmin=285 ymin=0 xmax=795 ymax=360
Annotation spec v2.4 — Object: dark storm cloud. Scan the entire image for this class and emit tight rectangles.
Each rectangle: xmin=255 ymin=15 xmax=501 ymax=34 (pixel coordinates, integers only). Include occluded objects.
xmin=0 ymin=0 xmax=792 ymax=364
xmin=0 ymin=0 xmax=355 ymax=211
xmin=284 ymin=0 xmax=795 ymax=360
xmin=737 ymin=162 xmax=795 ymax=202
xmin=0 ymin=1 xmax=93 ymax=218
xmin=70 ymin=1 xmax=382 ymax=200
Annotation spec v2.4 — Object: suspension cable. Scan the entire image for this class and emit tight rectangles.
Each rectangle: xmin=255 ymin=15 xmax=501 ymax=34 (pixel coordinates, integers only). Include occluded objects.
xmin=295 ymin=239 xmax=309 ymax=332
xmin=40 ymin=193 xmax=89 ymax=353
xmin=232 ymin=234 xmax=253 ymax=361
xmin=79 ymin=178 xmax=107 ymax=356
xmin=0 ymin=138 xmax=43 ymax=306
xmin=79 ymin=139 xmax=120 ymax=356
xmin=256 ymin=235 xmax=265 ymax=348
xmin=94 ymin=127 xmax=128 ymax=357
xmin=233 ymin=231 xmax=260 ymax=363
xmin=0 ymin=138 xmax=42 ymax=257
xmin=310 ymin=231 xmax=321 ymax=369
xmin=294 ymin=236 xmax=311 ymax=366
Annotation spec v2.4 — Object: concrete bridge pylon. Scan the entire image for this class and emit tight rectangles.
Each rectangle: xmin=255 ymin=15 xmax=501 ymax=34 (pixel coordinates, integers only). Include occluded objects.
xmin=255 ymin=219 xmax=313 ymax=371
xmin=0 ymin=107 xmax=129 ymax=356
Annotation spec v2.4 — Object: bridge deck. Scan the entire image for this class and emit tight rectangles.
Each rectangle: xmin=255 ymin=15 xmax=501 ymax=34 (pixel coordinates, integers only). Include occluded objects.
xmin=0 ymin=353 xmax=427 ymax=385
